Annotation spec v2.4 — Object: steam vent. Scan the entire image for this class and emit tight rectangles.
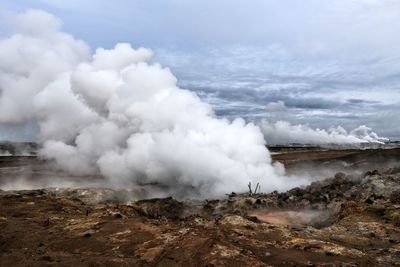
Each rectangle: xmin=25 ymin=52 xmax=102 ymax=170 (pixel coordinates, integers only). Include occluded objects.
xmin=1 ymin=2 xmax=400 ymax=266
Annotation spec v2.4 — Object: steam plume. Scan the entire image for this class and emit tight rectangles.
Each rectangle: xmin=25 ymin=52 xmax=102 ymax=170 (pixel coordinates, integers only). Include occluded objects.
xmin=260 ymin=120 xmax=388 ymax=145
xmin=0 ymin=10 xmax=306 ymax=197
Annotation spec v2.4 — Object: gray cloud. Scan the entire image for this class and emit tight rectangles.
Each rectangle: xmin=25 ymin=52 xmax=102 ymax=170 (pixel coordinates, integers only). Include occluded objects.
xmin=1 ymin=0 xmax=399 ymax=140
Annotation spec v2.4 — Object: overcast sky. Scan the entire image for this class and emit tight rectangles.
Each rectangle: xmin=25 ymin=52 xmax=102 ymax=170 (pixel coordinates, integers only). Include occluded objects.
xmin=1 ymin=0 xmax=399 ymax=139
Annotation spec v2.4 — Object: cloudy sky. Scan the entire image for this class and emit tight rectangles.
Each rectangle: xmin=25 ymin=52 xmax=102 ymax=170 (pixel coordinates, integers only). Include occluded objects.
xmin=1 ymin=0 xmax=399 ymax=140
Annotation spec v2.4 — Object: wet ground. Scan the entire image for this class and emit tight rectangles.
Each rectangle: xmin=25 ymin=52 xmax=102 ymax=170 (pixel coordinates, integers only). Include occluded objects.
xmin=0 ymin=147 xmax=399 ymax=266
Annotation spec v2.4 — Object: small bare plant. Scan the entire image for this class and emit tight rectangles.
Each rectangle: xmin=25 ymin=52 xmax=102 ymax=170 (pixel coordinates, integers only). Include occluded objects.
xmin=254 ymin=182 xmax=260 ymax=194
xmin=248 ymin=181 xmax=261 ymax=195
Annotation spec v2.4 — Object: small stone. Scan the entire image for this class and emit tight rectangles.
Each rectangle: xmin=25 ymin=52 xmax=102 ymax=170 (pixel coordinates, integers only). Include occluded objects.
xmin=369 ymin=232 xmax=376 ymax=238
xmin=114 ymin=212 xmax=123 ymax=218
xmin=43 ymin=218 xmax=50 ymax=227
xmin=389 ymin=190 xmax=400 ymax=204
xmin=364 ymin=197 xmax=374 ymax=204
xmin=40 ymin=255 xmax=53 ymax=262
xmin=82 ymin=229 xmax=96 ymax=237
xmin=246 ymin=216 xmax=258 ymax=222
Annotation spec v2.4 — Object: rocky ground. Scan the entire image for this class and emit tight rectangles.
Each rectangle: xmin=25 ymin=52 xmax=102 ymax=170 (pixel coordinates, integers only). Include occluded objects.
xmin=0 ymin=148 xmax=399 ymax=266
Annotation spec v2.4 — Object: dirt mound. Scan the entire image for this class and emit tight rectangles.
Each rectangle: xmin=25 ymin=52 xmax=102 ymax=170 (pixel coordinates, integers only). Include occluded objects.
xmin=1 ymin=147 xmax=399 ymax=266
xmin=1 ymin=168 xmax=399 ymax=266
xmin=132 ymin=197 xmax=186 ymax=220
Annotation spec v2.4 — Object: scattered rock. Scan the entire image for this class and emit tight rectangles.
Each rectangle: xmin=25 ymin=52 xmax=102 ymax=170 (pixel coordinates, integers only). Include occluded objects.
xmin=82 ymin=229 xmax=96 ymax=237
xmin=133 ymin=197 xmax=185 ymax=220
xmin=1 ymin=153 xmax=400 ymax=266
xmin=390 ymin=190 xmax=400 ymax=204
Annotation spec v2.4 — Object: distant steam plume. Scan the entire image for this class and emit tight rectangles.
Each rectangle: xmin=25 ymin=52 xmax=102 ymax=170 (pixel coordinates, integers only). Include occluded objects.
xmin=260 ymin=120 xmax=388 ymax=145
xmin=0 ymin=10 xmax=307 ymax=197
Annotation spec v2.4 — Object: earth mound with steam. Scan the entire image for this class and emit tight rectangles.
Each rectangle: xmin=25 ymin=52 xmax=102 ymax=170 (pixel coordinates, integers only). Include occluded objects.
xmin=0 ymin=164 xmax=399 ymax=266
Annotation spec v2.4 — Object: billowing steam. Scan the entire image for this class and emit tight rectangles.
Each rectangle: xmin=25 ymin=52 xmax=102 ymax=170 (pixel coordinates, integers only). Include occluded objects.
xmin=0 ymin=10 xmax=308 ymax=197
xmin=260 ymin=120 xmax=388 ymax=145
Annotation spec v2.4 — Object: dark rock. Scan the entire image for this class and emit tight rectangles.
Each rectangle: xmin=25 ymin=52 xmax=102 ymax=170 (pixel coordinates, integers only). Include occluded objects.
xmin=364 ymin=197 xmax=374 ymax=204
xmin=114 ymin=212 xmax=123 ymax=218
xmin=334 ymin=172 xmax=346 ymax=180
xmin=364 ymin=170 xmax=380 ymax=177
xmin=389 ymin=190 xmax=400 ymax=204
xmin=82 ymin=230 xmax=96 ymax=237
xmin=133 ymin=197 xmax=185 ymax=220
xmin=244 ymin=199 xmax=253 ymax=205
xmin=245 ymin=215 xmax=258 ymax=222
xmin=40 ymin=255 xmax=53 ymax=262
xmin=228 ymin=192 xmax=237 ymax=198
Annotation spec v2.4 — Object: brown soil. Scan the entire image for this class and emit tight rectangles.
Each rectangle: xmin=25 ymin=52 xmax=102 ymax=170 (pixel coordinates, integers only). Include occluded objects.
xmin=0 ymin=148 xmax=399 ymax=266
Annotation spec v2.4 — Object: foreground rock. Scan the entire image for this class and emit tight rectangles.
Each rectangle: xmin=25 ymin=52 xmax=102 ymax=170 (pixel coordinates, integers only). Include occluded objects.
xmin=0 ymin=169 xmax=399 ymax=266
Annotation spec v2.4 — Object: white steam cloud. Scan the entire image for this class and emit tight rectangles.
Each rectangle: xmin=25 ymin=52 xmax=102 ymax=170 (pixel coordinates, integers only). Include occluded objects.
xmin=260 ymin=120 xmax=388 ymax=145
xmin=0 ymin=10 xmax=308 ymax=197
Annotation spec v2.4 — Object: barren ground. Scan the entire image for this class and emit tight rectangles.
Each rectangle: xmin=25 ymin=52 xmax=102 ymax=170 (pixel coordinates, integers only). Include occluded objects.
xmin=0 ymin=147 xmax=399 ymax=266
